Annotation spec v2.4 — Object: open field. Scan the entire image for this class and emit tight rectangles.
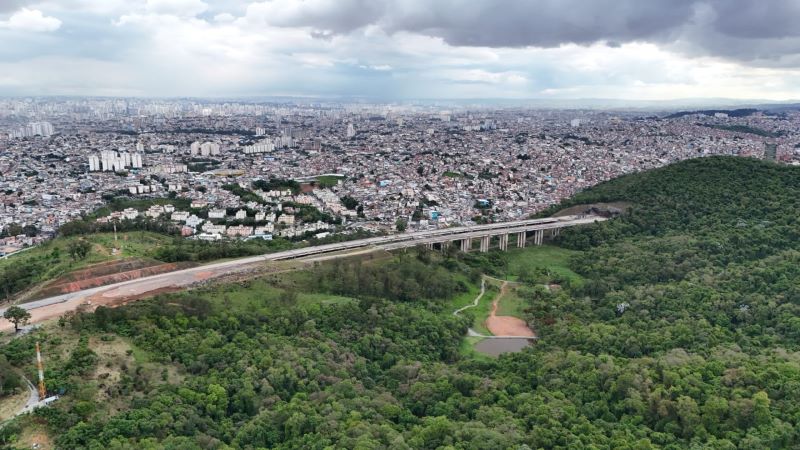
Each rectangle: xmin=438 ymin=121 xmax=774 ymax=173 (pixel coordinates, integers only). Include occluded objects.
xmin=1 ymin=231 xmax=172 ymax=273
xmin=315 ymin=175 xmax=346 ymax=188
xmin=469 ymin=282 xmax=499 ymax=336
xmin=495 ymin=284 xmax=527 ymax=318
xmin=445 ymin=276 xmax=482 ymax=311
xmin=0 ymin=383 xmax=30 ymax=422
xmin=485 ymin=282 xmax=535 ymax=337
xmin=502 ymin=245 xmax=584 ymax=286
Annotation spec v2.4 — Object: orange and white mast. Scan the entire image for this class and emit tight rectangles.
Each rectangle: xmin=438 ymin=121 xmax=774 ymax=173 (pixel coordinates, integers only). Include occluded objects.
xmin=35 ymin=342 xmax=46 ymax=399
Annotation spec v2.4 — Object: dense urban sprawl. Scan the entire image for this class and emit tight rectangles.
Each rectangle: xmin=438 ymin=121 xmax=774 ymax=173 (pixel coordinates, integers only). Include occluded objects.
xmin=1 ymin=98 xmax=798 ymax=256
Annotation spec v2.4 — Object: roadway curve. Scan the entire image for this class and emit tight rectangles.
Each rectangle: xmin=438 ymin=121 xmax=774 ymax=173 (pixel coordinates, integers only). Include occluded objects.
xmin=0 ymin=215 xmax=604 ymax=332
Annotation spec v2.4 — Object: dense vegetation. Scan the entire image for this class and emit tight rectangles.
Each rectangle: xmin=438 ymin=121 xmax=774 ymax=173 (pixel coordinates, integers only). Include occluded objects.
xmin=3 ymin=156 xmax=800 ymax=449
xmin=698 ymin=123 xmax=779 ymax=138
xmin=151 ymin=237 xmax=294 ymax=262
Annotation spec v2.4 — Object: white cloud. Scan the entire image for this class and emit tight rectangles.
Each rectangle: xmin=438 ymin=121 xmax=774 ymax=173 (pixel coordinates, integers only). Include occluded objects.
xmin=0 ymin=8 xmax=61 ymax=32
xmin=145 ymin=0 xmax=208 ymax=17
xmin=213 ymin=13 xmax=235 ymax=23
xmin=4 ymin=0 xmax=800 ymax=100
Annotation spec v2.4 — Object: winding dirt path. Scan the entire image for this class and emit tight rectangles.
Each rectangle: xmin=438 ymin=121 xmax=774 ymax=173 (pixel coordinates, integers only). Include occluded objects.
xmin=452 ymin=277 xmax=537 ymax=339
xmin=485 ymin=281 xmax=536 ymax=337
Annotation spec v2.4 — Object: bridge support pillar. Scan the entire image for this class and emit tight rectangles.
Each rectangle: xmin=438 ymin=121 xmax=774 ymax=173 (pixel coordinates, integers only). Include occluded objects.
xmin=479 ymin=235 xmax=490 ymax=253
xmin=498 ymin=234 xmax=508 ymax=251
xmin=424 ymin=243 xmax=434 ymax=250
xmin=440 ymin=241 xmax=450 ymax=253
xmin=460 ymin=238 xmax=471 ymax=252
xmin=534 ymin=230 xmax=543 ymax=246
xmin=517 ymin=232 xmax=526 ymax=248
xmin=552 ymin=227 xmax=561 ymax=237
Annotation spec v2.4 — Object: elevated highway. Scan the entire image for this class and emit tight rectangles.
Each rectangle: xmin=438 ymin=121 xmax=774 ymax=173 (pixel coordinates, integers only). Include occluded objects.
xmin=0 ymin=214 xmax=606 ymax=330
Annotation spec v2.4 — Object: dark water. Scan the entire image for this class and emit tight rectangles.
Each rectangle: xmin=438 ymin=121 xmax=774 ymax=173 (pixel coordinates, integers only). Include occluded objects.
xmin=474 ymin=338 xmax=531 ymax=356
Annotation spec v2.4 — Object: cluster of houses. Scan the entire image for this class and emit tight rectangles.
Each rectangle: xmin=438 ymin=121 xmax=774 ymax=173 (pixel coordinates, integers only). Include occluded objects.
xmin=96 ymin=203 xmax=332 ymax=241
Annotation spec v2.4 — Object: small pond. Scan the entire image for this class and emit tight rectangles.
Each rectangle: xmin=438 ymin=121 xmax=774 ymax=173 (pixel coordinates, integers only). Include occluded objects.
xmin=474 ymin=338 xmax=531 ymax=356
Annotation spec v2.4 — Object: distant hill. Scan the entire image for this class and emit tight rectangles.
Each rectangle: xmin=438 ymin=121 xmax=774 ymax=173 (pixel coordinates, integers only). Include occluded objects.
xmin=663 ymin=108 xmax=763 ymax=118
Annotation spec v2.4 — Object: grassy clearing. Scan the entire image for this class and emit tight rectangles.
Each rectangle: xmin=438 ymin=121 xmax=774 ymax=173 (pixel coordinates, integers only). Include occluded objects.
xmin=315 ymin=175 xmax=345 ymax=188
xmin=470 ymin=284 xmax=499 ymax=336
xmin=502 ymin=245 xmax=584 ymax=286
xmin=15 ymin=421 xmax=52 ymax=450
xmin=496 ymin=285 xmax=528 ymax=318
xmin=171 ymin=274 xmax=358 ymax=315
xmin=0 ymin=383 xmax=30 ymax=421
xmin=1 ymin=231 xmax=171 ymax=271
xmin=446 ymin=276 xmax=481 ymax=311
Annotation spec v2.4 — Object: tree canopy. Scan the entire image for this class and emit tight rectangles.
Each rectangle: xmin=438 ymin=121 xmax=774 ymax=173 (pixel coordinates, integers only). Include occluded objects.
xmin=3 ymin=156 xmax=800 ymax=449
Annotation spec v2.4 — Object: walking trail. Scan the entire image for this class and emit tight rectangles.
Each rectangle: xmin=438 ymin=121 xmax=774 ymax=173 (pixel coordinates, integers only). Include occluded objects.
xmin=453 ymin=276 xmax=537 ymax=340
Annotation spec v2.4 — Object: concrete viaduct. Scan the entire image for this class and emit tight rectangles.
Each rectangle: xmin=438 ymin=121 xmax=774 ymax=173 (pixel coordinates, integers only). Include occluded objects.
xmin=275 ymin=213 xmax=606 ymax=258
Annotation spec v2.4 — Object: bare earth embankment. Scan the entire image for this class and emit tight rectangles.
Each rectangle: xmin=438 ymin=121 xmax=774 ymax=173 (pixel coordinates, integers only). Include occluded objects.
xmin=484 ymin=281 xmax=536 ymax=337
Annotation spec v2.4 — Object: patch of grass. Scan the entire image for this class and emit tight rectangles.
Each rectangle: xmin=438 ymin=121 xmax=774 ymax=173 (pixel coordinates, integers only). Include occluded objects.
xmin=443 ymin=171 xmax=463 ymax=178
xmin=171 ymin=274 xmax=357 ymax=315
xmin=14 ymin=419 xmax=53 ymax=450
xmin=128 ymin=343 xmax=152 ymax=364
xmin=496 ymin=285 xmax=527 ymax=318
xmin=315 ymin=175 xmax=345 ymax=188
xmin=446 ymin=276 xmax=481 ymax=311
xmin=470 ymin=284 xmax=499 ymax=336
xmin=0 ymin=382 xmax=31 ymax=421
xmin=296 ymin=292 xmax=356 ymax=307
xmin=503 ymin=245 xmax=584 ymax=287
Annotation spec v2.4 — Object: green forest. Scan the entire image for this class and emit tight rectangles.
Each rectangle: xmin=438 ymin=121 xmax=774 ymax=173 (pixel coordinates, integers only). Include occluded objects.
xmin=2 ymin=156 xmax=800 ymax=449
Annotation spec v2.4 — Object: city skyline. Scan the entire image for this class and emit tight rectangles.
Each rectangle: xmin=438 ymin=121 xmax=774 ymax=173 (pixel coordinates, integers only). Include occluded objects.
xmin=3 ymin=0 xmax=800 ymax=101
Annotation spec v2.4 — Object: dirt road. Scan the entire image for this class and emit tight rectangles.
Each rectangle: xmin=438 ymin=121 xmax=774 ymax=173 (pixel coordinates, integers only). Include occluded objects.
xmin=484 ymin=281 xmax=536 ymax=337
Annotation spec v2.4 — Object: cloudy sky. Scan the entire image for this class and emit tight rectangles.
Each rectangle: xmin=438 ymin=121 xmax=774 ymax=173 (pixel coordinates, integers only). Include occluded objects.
xmin=2 ymin=0 xmax=800 ymax=100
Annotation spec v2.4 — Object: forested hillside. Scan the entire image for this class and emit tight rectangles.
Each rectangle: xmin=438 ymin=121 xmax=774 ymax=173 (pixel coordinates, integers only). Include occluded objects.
xmin=3 ymin=156 xmax=800 ymax=449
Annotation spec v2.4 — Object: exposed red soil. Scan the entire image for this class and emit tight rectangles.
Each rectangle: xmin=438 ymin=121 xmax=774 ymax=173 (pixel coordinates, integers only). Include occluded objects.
xmin=484 ymin=282 xmax=536 ymax=337
xmin=48 ymin=258 xmax=158 ymax=283
xmin=84 ymin=286 xmax=184 ymax=308
xmin=36 ymin=261 xmax=196 ymax=298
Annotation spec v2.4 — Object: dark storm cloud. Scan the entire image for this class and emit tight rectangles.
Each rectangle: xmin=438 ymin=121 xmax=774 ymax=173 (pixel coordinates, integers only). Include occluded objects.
xmin=0 ymin=1 xmax=27 ymax=13
xmin=381 ymin=0 xmax=696 ymax=48
xmin=271 ymin=0 xmax=695 ymax=47
xmin=708 ymin=0 xmax=800 ymax=39
xmin=263 ymin=0 xmax=800 ymax=66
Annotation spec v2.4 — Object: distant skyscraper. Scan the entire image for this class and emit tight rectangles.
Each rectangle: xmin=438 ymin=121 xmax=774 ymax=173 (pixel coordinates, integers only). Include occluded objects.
xmin=200 ymin=142 xmax=220 ymax=156
xmin=242 ymin=141 xmax=275 ymax=154
xmin=8 ymin=121 xmax=54 ymax=139
xmin=346 ymin=123 xmax=356 ymax=138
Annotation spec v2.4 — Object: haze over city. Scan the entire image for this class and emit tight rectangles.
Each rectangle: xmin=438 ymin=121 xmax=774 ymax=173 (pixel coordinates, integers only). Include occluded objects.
xmin=2 ymin=0 xmax=800 ymax=101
